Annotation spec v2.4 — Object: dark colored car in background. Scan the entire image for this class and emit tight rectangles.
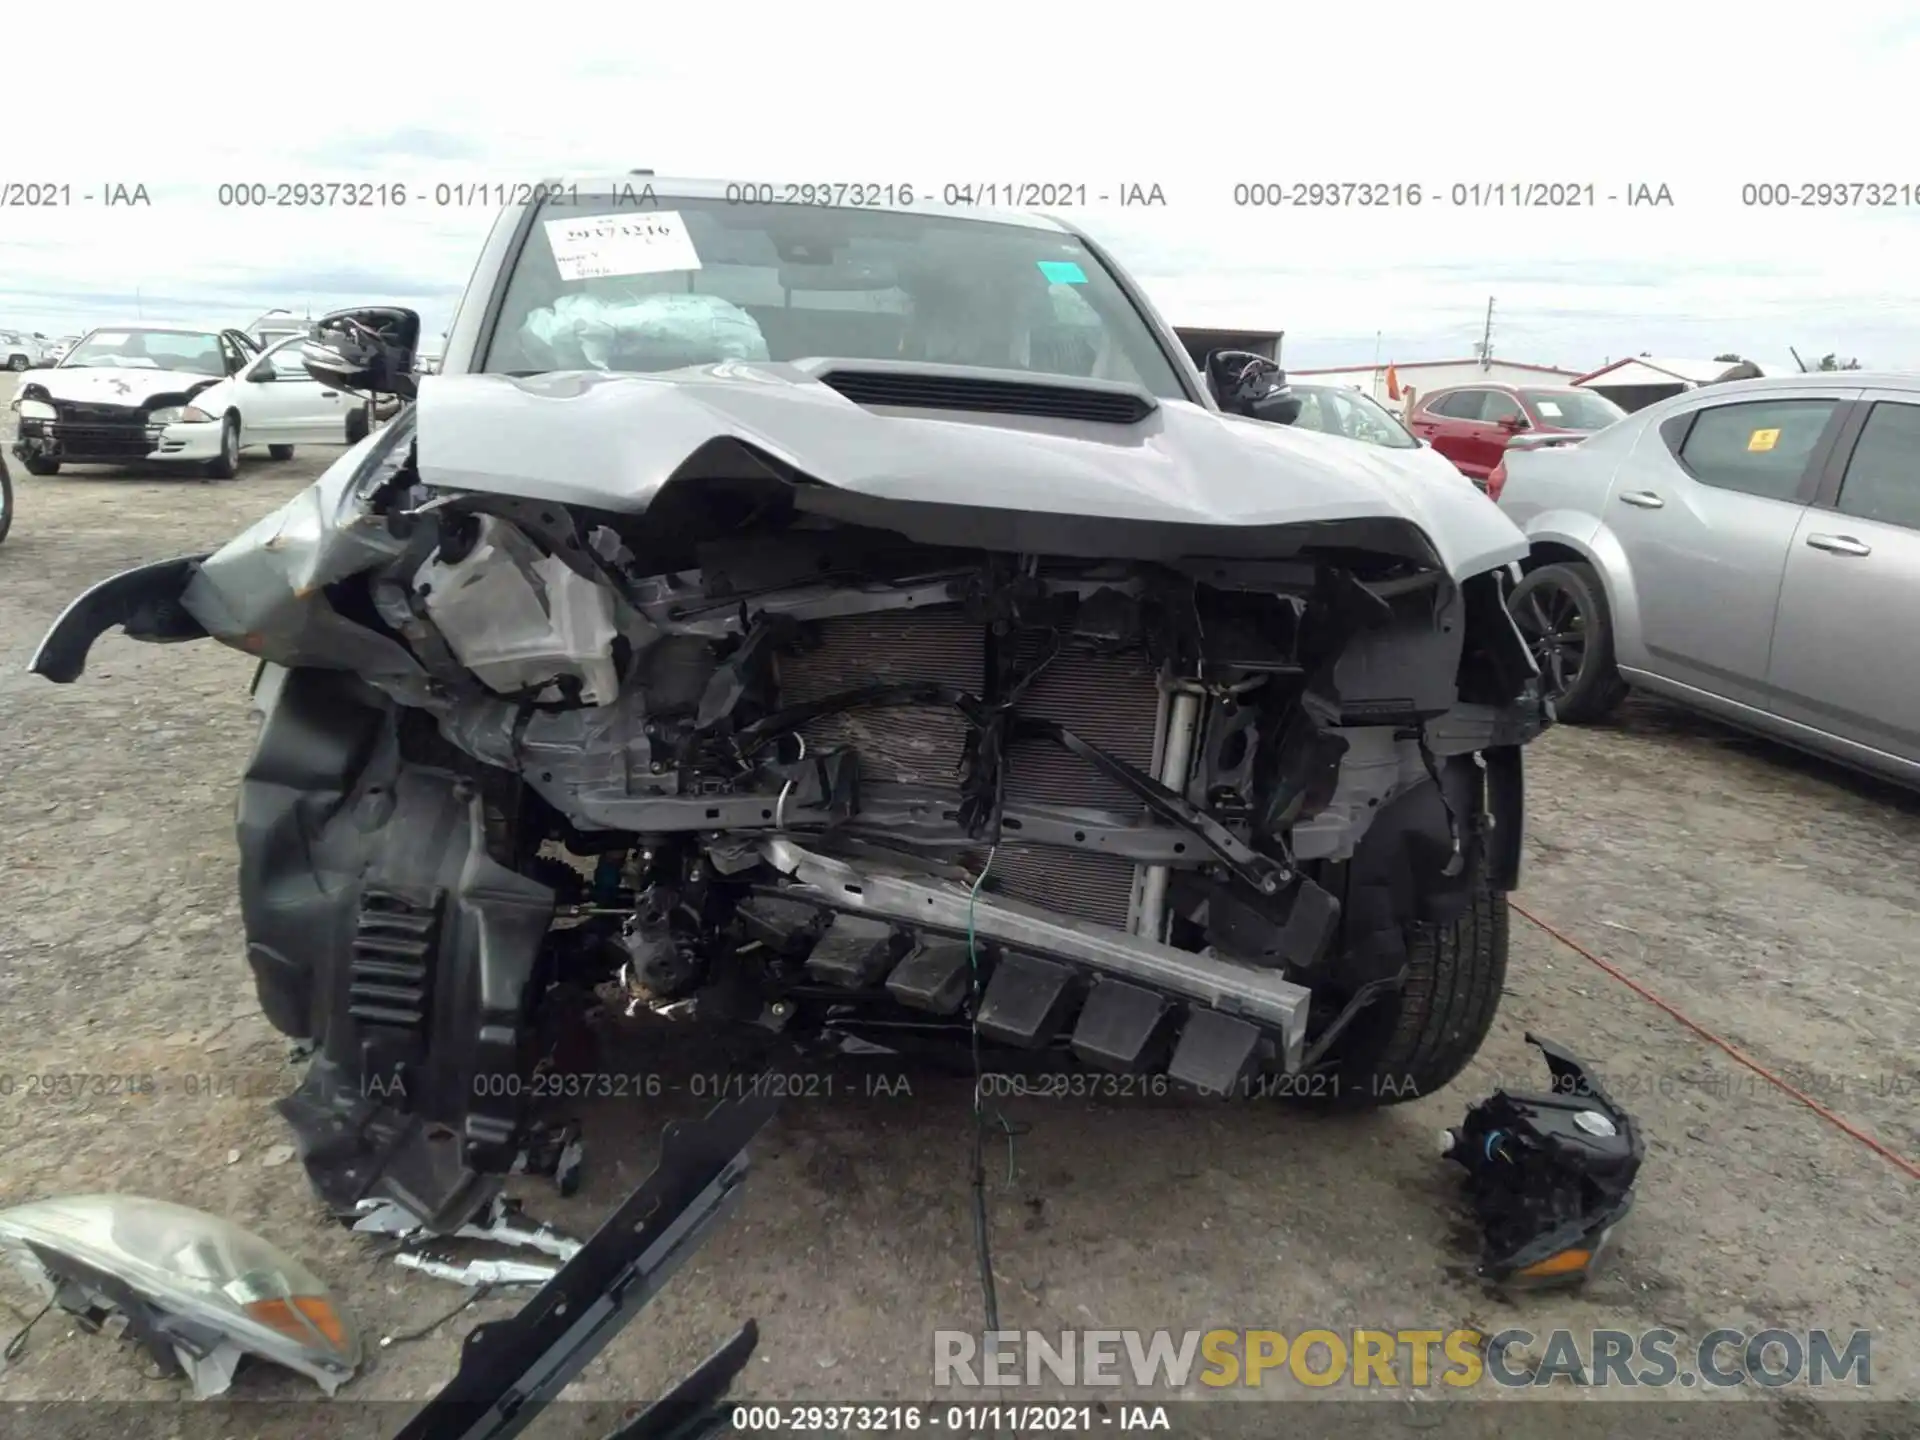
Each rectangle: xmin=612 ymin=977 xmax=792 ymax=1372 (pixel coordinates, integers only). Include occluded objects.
xmin=1409 ymin=383 xmax=1625 ymax=484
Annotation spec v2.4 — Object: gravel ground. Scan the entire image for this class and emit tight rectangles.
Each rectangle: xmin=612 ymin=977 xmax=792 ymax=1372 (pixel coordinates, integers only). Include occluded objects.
xmin=0 ymin=375 xmax=1913 ymax=1437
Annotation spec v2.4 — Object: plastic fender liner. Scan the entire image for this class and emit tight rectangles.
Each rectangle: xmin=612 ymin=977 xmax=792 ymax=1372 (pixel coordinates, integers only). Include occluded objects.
xmin=1482 ymin=744 xmax=1525 ymax=892
xmin=1327 ymin=756 xmax=1484 ymax=988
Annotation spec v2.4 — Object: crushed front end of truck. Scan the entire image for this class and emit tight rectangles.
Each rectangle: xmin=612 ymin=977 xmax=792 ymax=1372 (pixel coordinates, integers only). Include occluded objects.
xmin=33 ymin=370 xmax=1547 ymax=1232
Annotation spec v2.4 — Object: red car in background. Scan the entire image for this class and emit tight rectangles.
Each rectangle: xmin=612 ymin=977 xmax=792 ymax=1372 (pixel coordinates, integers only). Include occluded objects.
xmin=1407 ymin=382 xmax=1625 ymax=485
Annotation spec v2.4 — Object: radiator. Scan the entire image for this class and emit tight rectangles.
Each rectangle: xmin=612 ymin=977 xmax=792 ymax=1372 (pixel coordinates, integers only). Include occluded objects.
xmin=777 ymin=609 xmax=1164 ymax=928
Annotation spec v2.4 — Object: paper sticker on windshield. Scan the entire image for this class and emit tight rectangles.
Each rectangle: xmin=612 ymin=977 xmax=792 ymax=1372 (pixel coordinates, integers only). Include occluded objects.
xmin=1037 ymin=259 xmax=1087 ymax=284
xmin=545 ymin=211 xmax=702 ymax=281
xmin=1747 ymin=427 xmax=1781 ymax=452
xmin=1535 ymin=399 xmax=1563 ymax=417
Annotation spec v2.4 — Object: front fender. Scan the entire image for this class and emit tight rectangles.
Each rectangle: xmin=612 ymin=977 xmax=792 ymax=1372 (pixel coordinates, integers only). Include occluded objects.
xmin=1518 ymin=512 xmax=1647 ymax=671
xmin=28 ymin=554 xmax=210 ymax=683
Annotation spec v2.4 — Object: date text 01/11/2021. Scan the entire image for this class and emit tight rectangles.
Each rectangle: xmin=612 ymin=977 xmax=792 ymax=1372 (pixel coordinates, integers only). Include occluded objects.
xmin=447 ymin=1070 xmax=911 ymax=1103
xmin=722 ymin=182 xmax=1170 ymax=208
xmin=1228 ymin=181 xmax=1676 ymax=208
xmin=729 ymin=1404 xmax=1172 ymax=1432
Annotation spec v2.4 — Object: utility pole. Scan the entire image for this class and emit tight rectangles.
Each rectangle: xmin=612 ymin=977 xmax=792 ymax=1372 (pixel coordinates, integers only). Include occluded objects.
xmin=1477 ymin=297 xmax=1494 ymax=370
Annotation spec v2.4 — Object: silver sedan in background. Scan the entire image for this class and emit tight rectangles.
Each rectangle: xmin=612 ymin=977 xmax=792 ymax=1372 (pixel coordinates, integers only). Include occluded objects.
xmin=1494 ymin=372 xmax=1920 ymax=787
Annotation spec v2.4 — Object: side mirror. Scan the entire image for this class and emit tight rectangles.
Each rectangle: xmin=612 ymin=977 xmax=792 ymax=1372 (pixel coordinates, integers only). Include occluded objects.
xmin=1205 ymin=349 xmax=1301 ymax=424
xmin=302 ymin=306 xmax=420 ymax=400
xmin=1499 ymin=412 xmax=1528 ymax=432
xmin=247 ymin=362 xmax=276 ymax=382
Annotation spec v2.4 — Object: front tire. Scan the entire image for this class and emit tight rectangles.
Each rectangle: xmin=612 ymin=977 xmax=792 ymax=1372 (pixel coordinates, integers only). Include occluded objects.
xmin=1508 ymin=561 xmax=1628 ymax=723
xmin=1310 ymin=858 xmax=1509 ymax=1107
xmin=24 ymin=456 xmax=60 ymax=477
xmin=0 ymin=461 xmax=13 ymax=543
xmin=6 ymin=355 xmax=27 ymax=372
xmin=268 ymin=444 xmax=295 ymax=461
xmin=205 ymin=415 xmax=240 ymax=479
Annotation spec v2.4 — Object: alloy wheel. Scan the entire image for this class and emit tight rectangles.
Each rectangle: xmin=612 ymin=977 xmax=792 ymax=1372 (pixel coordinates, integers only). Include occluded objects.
xmin=1516 ymin=579 xmax=1589 ymax=700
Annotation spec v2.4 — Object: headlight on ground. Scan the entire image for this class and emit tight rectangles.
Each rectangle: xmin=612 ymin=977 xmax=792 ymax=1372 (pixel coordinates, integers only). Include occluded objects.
xmin=16 ymin=398 xmax=55 ymax=420
xmin=0 ymin=1193 xmax=361 ymax=1395
xmin=148 ymin=405 xmax=213 ymax=425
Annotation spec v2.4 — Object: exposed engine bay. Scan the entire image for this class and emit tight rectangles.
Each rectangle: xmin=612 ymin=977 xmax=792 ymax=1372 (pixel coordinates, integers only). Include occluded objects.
xmin=34 ymin=394 xmax=1546 ymax=1231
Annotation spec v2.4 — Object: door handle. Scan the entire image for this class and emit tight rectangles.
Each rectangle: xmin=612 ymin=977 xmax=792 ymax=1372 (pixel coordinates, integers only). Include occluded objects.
xmin=1620 ymin=490 xmax=1665 ymax=509
xmin=1806 ymin=533 xmax=1872 ymax=557
xmin=319 ymin=390 xmax=338 ymax=397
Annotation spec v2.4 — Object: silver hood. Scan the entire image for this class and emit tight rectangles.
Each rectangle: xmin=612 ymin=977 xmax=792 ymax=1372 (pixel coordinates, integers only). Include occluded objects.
xmin=415 ymin=365 xmax=1529 ymax=580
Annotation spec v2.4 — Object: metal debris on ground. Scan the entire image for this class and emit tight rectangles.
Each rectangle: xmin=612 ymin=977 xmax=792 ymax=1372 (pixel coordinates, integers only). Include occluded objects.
xmin=1440 ymin=1031 xmax=1645 ymax=1289
xmin=393 ymin=1254 xmax=558 ymax=1288
xmin=509 ymin=1117 xmax=586 ymax=1196
xmin=351 ymin=1193 xmax=584 ymax=1266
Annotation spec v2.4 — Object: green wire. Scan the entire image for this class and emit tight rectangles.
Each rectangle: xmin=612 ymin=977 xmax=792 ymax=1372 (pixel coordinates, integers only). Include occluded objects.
xmin=966 ymin=845 xmax=997 ymax=979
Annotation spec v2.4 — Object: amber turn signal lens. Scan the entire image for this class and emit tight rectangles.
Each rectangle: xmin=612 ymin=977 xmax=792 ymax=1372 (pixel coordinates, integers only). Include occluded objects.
xmin=1516 ymin=1248 xmax=1592 ymax=1279
xmin=244 ymin=1295 xmax=351 ymax=1351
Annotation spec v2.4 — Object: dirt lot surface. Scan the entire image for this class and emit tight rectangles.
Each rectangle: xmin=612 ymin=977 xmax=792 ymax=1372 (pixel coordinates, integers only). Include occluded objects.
xmin=0 ymin=374 xmax=1914 ymax=1437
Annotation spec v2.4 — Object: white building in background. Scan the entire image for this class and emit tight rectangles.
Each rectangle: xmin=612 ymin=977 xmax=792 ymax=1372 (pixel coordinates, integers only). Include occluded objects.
xmin=1289 ymin=358 xmax=1585 ymax=416
xmin=1571 ymin=356 xmax=1796 ymax=413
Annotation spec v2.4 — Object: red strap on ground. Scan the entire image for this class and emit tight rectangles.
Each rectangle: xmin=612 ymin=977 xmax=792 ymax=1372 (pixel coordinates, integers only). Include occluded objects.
xmin=1508 ymin=898 xmax=1920 ymax=1183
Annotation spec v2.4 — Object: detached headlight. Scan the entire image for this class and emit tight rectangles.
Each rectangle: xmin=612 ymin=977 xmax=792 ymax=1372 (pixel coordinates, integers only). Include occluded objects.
xmin=16 ymin=398 xmax=55 ymax=420
xmin=0 ymin=1193 xmax=361 ymax=1396
xmin=148 ymin=405 xmax=214 ymax=425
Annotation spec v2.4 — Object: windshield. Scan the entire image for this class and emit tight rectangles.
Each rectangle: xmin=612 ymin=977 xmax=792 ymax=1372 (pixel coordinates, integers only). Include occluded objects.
xmin=1289 ymin=384 xmax=1419 ymax=449
xmin=1522 ymin=388 xmax=1624 ymax=431
xmin=63 ymin=329 xmax=226 ymax=375
xmin=481 ymin=194 xmax=1189 ymax=399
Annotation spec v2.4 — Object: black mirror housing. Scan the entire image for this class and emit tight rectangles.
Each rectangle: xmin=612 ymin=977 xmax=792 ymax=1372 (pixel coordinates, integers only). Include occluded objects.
xmin=302 ymin=306 xmax=421 ymax=400
xmin=1205 ymin=349 xmax=1298 ymax=424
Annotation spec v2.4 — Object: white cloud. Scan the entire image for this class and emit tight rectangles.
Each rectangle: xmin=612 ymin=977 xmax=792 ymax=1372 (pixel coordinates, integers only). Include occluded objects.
xmin=7 ymin=0 xmax=1918 ymax=367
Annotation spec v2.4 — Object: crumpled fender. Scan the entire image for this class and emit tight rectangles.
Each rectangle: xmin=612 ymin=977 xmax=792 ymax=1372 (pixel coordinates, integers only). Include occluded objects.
xmin=28 ymin=555 xmax=210 ymax=683
xmin=29 ymin=419 xmax=420 ymax=686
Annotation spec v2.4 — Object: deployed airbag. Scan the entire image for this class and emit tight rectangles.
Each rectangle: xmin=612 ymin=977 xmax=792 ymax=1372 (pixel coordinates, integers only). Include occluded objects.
xmin=518 ymin=292 xmax=770 ymax=372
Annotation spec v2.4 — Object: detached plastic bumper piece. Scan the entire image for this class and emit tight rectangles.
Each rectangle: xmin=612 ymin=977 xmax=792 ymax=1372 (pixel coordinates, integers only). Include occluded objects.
xmin=1441 ymin=1032 xmax=1644 ymax=1289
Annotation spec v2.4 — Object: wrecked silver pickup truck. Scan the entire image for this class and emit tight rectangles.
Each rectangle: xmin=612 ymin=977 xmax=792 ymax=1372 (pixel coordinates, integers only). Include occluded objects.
xmin=32 ymin=179 xmax=1547 ymax=1231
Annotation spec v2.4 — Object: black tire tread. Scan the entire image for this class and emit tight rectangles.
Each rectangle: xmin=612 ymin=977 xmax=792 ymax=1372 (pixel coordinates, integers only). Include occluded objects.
xmin=1309 ymin=858 xmax=1509 ymax=1108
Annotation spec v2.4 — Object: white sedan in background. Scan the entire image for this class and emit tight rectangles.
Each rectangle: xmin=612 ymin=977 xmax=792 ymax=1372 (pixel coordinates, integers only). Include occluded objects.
xmin=10 ymin=323 xmax=365 ymax=478
xmin=2 ymin=329 xmax=53 ymax=371
xmin=1285 ymin=380 xmax=1489 ymax=490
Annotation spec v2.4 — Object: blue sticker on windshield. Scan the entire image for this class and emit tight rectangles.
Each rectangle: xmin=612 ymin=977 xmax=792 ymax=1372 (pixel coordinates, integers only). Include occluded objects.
xmin=1037 ymin=259 xmax=1087 ymax=284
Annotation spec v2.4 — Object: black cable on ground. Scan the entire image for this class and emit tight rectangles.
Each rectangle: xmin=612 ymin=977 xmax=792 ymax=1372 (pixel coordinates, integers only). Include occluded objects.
xmin=3 ymin=1297 xmax=55 ymax=1363
xmin=379 ymin=1283 xmax=495 ymax=1349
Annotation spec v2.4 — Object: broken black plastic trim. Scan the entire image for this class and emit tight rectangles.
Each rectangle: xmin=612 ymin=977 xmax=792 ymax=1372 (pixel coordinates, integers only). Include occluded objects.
xmin=394 ymin=1094 xmax=777 ymax=1440
xmin=600 ymin=1323 xmax=761 ymax=1440
xmin=28 ymin=555 xmax=210 ymax=683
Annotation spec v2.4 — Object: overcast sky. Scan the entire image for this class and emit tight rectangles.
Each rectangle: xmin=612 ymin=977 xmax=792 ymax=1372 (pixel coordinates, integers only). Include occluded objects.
xmin=7 ymin=2 xmax=1918 ymax=372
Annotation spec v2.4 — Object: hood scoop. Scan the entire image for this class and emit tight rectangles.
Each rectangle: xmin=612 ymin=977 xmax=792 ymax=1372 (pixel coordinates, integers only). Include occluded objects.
xmin=816 ymin=363 xmax=1157 ymax=425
